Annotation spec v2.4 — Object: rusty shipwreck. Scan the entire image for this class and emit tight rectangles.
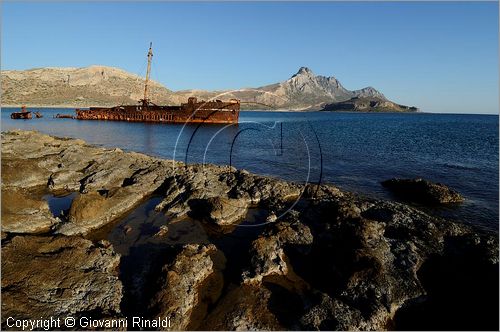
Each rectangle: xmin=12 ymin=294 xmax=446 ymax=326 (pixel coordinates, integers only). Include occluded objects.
xmin=10 ymin=105 xmax=32 ymax=119
xmin=75 ymin=43 xmax=240 ymax=124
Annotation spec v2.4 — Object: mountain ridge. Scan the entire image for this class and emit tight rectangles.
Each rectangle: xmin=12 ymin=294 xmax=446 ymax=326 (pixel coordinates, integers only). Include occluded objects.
xmin=1 ymin=65 xmax=415 ymax=111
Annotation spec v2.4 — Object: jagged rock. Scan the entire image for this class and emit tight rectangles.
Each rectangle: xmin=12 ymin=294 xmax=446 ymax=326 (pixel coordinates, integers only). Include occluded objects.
xmin=266 ymin=212 xmax=278 ymax=223
xmin=229 ymin=172 xmax=302 ymax=205
xmin=202 ymin=284 xmax=283 ymax=330
xmin=1 ymin=235 xmax=122 ymax=326
xmin=150 ymin=244 xmax=226 ymax=330
xmin=243 ymin=221 xmax=313 ymax=283
xmin=154 ymin=165 xmax=234 ymax=218
xmin=292 ymin=195 xmax=497 ymax=330
xmin=154 ymin=225 xmax=169 ymax=237
xmin=189 ymin=196 xmax=249 ymax=226
xmin=303 ymin=183 xmax=344 ymax=200
xmin=300 ymin=293 xmax=366 ymax=330
xmin=382 ymin=178 xmax=464 ymax=204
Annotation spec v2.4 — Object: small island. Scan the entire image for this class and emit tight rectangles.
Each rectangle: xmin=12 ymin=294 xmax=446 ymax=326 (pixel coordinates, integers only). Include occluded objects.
xmin=321 ymin=96 xmax=419 ymax=113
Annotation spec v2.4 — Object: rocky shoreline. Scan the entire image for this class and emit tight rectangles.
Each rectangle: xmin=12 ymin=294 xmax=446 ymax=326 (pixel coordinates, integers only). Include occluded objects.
xmin=1 ymin=130 xmax=498 ymax=330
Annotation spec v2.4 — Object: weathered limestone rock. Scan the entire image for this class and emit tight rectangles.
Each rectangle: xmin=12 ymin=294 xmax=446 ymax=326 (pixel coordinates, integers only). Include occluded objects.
xmin=1 ymin=189 xmax=59 ymax=234
xmin=1 ymin=158 xmax=53 ymax=189
xmin=2 ymin=130 xmax=497 ymax=330
xmin=227 ymin=170 xmax=302 ymax=204
xmin=1 ymin=130 xmax=86 ymax=160
xmin=2 ymin=131 xmax=306 ymax=235
xmin=2 ymin=130 xmax=176 ymax=235
xmin=294 ymin=195 xmax=497 ymax=330
xmin=202 ymin=284 xmax=283 ymax=331
xmin=244 ymin=221 xmax=313 ymax=283
xmin=1 ymin=235 xmax=122 ymax=325
xmin=1 ymin=131 xmax=88 ymax=191
xmin=382 ymin=177 xmax=464 ymax=204
xmin=189 ymin=196 xmax=249 ymax=226
xmin=150 ymin=244 xmax=226 ymax=330
xmin=302 ymin=183 xmax=344 ymax=200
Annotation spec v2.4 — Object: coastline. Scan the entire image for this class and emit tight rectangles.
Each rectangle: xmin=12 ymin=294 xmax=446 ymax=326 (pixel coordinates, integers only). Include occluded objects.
xmin=2 ymin=105 xmax=498 ymax=115
xmin=1 ymin=130 xmax=498 ymax=330
xmin=2 ymin=104 xmax=319 ymax=112
xmin=1 ymin=104 xmax=416 ymax=113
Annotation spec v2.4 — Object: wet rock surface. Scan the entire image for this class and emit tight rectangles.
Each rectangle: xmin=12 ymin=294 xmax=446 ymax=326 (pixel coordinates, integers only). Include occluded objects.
xmin=2 ymin=130 xmax=498 ymax=330
xmin=382 ymin=177 xmax=464 ymax=204
xmin=1 ymin=235 xmax=122 ymax=328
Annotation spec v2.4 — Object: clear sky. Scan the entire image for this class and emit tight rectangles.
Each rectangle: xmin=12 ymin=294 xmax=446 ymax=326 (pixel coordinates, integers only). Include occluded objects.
xmin=2 ymin=1 xmax=498 ymax=114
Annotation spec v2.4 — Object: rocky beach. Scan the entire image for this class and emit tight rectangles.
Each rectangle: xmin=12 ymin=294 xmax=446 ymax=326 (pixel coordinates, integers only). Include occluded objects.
xmin=1 ymin=130 xmax=498 ymax=330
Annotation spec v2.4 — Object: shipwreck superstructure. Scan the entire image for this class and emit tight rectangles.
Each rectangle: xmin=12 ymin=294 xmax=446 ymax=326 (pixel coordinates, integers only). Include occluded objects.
xmin=75 ymin=43 xmax=240 ymax=124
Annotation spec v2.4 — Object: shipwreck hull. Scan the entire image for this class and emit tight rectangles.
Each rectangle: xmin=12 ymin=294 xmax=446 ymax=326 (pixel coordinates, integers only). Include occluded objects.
xmin=74 ymin=44 xmax=239 ymax=125
xmin=76 ymin=98 xmax=240 ymax=124
xmin=11 ymin=112 xmax=32 ymax=119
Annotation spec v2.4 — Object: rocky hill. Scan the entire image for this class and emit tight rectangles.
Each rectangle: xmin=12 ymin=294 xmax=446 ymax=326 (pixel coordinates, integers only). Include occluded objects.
xmin=255 ymin=67 xmax=386 ymax=109
xmin=1 ymin=66 xmax=415 ymax=111
xmin=1 ymin=66 xmax=181 ymax=107
xmin=321 ymin=96 xmax=419 ymax=112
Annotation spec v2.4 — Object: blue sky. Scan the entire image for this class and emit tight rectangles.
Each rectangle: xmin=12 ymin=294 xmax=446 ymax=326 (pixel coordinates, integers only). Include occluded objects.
xmin=2 ymin=2 xmax=498 ymax=114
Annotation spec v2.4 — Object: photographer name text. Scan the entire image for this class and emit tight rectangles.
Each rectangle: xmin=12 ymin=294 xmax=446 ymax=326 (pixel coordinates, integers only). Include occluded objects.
xmin=6 ymin=316 xmax=172 ymax=330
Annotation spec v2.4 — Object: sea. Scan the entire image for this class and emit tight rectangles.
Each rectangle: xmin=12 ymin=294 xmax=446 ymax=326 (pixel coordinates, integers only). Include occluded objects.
xmin=2 ymin=108 xmax=498 ymax=232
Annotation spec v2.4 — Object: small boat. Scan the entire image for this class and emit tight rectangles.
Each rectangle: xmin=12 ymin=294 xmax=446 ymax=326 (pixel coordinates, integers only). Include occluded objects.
xmin=34 ymin=111 xmax=43 ymax=118
xmin=11 ymin=105 xmax=32 ymax=119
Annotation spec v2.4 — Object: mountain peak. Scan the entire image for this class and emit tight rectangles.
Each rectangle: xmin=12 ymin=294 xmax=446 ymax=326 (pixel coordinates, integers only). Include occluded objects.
xmin=353 ymin=86 xmax=386 ymax=100
xmin=295 ymin=67 xmax=314 ymax=76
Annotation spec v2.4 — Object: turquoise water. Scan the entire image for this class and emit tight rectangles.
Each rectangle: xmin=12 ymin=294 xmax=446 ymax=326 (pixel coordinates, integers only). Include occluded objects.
xmin=2 ymin=108 xmax=498 ymax=231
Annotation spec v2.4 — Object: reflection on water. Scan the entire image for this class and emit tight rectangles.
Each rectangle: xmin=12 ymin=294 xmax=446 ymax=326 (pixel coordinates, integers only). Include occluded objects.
xmin=43 ymin=192 xmax=78 ymax=217
xmin=3 ymin=108 xmax=498 ymax=231
xmin=88 ymin=196 xmax=271 ymax=257
xmin=97 ymin=197 xmax=209 ymax=256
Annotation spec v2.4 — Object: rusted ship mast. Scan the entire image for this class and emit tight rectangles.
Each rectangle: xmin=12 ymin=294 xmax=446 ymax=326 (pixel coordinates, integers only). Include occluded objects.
xmin=142 ymin=42 xmax=153 ymax=107
xmin=75 ymin=43 xmax=240 ymax=124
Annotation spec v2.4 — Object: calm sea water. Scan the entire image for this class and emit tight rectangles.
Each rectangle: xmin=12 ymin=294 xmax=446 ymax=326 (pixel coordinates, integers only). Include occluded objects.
xmin=2 ymin=108 xmax=498 ymax=232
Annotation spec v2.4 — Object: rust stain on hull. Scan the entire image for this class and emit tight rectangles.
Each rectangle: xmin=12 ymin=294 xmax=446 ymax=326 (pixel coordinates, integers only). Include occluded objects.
xmin=76 ymin=97 xmax=240 ymax=124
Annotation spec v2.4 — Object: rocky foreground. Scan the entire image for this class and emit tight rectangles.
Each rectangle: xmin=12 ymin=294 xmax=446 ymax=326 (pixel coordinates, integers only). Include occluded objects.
xmin=1 ymin=130 xmax=498 ymax=330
